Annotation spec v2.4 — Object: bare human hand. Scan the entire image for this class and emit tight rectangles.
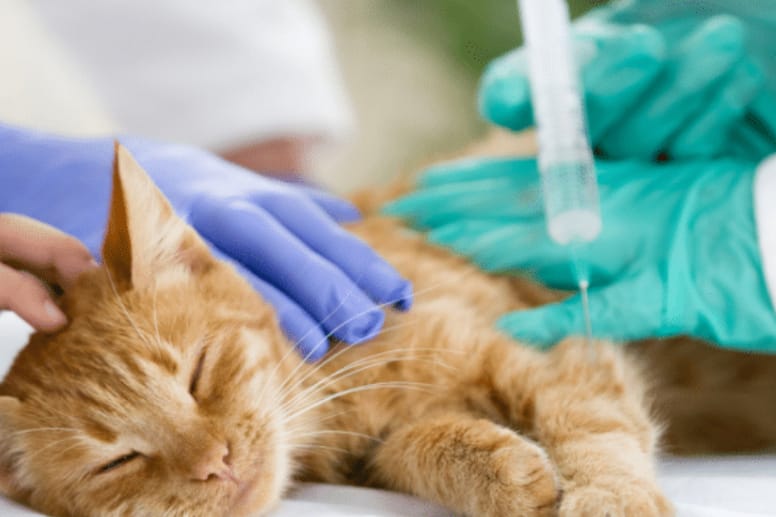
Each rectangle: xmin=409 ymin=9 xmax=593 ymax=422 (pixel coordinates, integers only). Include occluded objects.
xmin=0 ymin=214 xmax=98 ymax=332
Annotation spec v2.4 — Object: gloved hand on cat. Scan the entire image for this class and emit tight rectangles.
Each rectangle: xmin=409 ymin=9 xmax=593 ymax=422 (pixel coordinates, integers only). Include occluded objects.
xmin=385 ymin=156 xmax=776 ymax=352
xmin=0 ymin=124 xmax=412 ymax=360
xmin=483 ymin=1 xmax=776 ymax=161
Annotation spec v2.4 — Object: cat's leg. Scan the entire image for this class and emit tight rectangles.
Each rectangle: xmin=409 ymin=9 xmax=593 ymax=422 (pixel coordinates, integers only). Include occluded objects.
xmin=369 ymin=412 xmax=559 ymax=517
xmin=532 ymin=339 xmax=673 ymax=517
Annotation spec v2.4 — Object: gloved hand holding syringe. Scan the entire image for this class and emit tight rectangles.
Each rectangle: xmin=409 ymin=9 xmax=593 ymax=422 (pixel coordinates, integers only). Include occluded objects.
xmin=386 ymin=0 xmax=776 ymax=354
xmin=517 ymin=0 xmax=602 ymax=346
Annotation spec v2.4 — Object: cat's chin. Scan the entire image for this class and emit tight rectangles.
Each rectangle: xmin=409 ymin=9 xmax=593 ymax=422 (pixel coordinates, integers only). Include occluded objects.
xmin=225 ymin=444 xmax=289 ymax=517
xmin=227 ymin=472 xmax=282 ymax=517
xmin=228 ymin=472 xmax=264 ymax=516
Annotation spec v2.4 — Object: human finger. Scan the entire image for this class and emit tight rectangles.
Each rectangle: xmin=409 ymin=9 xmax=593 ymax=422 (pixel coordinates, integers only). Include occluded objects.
xmin=428 ymin=220 xmax=588 ymax=288
xmin=384 ymin=158 xmax=543 ymax=229
xmin=497 ymin=273 xmax=664 ymax=347
xmin=209 ymin=246 xmax=332 ymax=361
xmin=417 ymin=157 xmax=539 ymax=188
xmin=576 ymin=22 xmax=666 ymax=141
xmin=478 ymin=23 xmax=664 ymax=136
xmin=191 ymin=197 xmax=385 ymax=345
xmin=295 ymin=186 xmax=362 ymax=224
xmin=0 ymin=262 xmax=67 ymax=332
xmin=0 ymin=213 xmax=97 ymax=289
xmin=256 ymin=193 xmax=413 ymax=310
xmin=600 ymin=15 xmax=746 ymax=159
xmin=383 ymin=179 xmax=542 ymax=230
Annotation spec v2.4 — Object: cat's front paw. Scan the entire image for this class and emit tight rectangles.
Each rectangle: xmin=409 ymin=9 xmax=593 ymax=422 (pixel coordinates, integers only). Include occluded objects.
xmin=484 ymin=441 xmax=560 ymax=517
xmin=559 ymin=480 xmax=673 ymax=517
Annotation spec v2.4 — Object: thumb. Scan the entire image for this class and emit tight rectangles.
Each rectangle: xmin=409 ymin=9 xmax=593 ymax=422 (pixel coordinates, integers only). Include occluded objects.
xmin=478 ymin=47 xmax=534 ymax=131
xmin=296 ymin=185 xmax=362 ymax=224
xmin=496 ymin=273 xmax=665 ymax=348
xmin=497 ymin=297 xmax=587 ymax=349
xmin=478 ymin=22 xmax=664 ymax=135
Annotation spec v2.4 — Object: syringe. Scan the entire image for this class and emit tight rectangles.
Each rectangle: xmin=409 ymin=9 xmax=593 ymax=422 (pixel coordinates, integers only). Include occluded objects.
xmin=517 ymin=0 xmax=602 ymax=349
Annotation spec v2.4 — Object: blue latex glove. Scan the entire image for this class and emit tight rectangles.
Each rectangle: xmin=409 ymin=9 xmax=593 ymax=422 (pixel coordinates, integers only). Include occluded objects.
xmin=0 ymin=124 xmax=412 ymax=360
xmin=482 ymin=1 xmax=776 ymax=161
xmin=385 ymin=157 xmax=776 ymax=351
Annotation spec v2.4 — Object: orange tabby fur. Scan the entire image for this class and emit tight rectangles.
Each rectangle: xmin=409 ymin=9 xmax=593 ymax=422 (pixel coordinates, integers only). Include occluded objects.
xmin=0 ymin=143 xmax=773 ymax=517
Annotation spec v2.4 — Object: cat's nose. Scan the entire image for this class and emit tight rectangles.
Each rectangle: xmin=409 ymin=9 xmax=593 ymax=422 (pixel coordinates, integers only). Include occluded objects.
xmin=190 ymin=442 xmax=237 ymax=483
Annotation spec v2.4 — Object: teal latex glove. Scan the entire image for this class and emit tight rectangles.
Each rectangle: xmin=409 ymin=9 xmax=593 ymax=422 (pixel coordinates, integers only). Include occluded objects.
xmin=385 ymin=157 xmax=776 ymax=352
xmin=482 ymin=1 xmax=776 ymax=161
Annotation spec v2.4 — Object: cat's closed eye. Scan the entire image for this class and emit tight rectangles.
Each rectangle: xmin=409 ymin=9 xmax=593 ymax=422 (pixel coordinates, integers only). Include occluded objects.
xmin=97 ymin=451 xmax=141 ymax=474
xmin=189 ymin=349 xmax=207 ymax=399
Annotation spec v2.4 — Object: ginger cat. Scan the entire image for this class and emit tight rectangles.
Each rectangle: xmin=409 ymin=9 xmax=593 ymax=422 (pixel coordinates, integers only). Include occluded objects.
xmin=0 ymin=144 xmax=774 ymax=517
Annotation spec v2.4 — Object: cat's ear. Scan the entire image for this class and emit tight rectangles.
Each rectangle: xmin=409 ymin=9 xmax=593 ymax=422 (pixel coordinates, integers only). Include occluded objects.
xmin=102 ymin=143 xmax=215 ymax=289
xmin=0 ymin=396 xmax=22 ymax=497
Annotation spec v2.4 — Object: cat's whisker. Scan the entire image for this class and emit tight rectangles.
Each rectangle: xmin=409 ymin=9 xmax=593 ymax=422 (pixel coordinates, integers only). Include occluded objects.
xmin=284 ymin=381 xmax=435 ymax=426
xmin=279 ymin=353 xmax=450 ymax=415
xmin=283 ymin=381 xmax=435 ymax=423
xmin=277 ymin=345 xmax=432 ymax=400
xmin=283 ymin=252 xmax=458 ymax=366
xmin=45 ymin=440 xmax=91 ymax=466
xmin=277 ymin=335 xmax=462 ymax=404
xmin=291 ymin=284 xmax=391 ymax=366
xmin=285 ymin=270 xmax=476 ymax=369
xmin=282 ymin=406 xmax=366 ymax=439
xmin=272 ymin=339 xmax=360 ymax=402
xmin=276 ymin=271 xmax=478 ymax=396
xmin=10 ymin=433 xmax=83 ymax=465
xmin=8 ymin=427 xmax=79 ymax=437
xmin=263 ymin=268 xmax=469 ymax=411
xmin=277 ymin=349 xmax=455 ymax=413
xmin=263 ymin=286 xmax=364 ymax=392
xmin=22 ymin=436 xmax=84 ymax=464
xmin=151 ymin=285 xmax=162 ymax=345
xmin=276 ymin=318 xmax=438 ymax=399
xmin=277 ymin=347 xmax=452 ymax=410
xmin=291 ymin=444 xmax=350 ymax=455
xmin=281 ymin=360 xmax=417 ymax=414
xmin=284 ymin=407 xmax=357 ymax=431
xmin=104 ymin=268 xmax=154 ymax=348
xmin=286 ymin=429 xmax=383 ymax=444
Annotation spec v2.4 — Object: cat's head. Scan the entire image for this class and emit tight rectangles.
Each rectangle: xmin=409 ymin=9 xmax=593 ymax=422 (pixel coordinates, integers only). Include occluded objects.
xmin=0 ymin=145 xmax=310 ymax=516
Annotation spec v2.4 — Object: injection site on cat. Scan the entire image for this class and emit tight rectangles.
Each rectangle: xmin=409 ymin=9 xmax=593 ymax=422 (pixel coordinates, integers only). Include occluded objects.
xmin=518 ymin=0 xmax=602 ymax=347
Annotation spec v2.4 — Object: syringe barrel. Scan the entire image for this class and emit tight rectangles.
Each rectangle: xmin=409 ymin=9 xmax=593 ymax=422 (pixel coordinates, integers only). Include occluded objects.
xmin=517 ymin=0 xmax=602 ymax=245
xmin=542 ymin=161 xmax=601 ymax=244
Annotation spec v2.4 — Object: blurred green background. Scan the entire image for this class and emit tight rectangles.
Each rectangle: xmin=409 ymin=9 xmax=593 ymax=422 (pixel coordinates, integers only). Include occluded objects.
xmin=315 ymin=0 xmax=602 ymax=191
xmin=385 ymin=0 xmax=602 ymax=79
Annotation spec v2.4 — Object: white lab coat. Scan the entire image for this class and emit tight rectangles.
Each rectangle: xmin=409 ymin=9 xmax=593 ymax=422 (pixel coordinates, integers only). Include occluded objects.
xmin=755 ymin=158 xmax=776 ymax=307
xmin=0 ymin=0 xmax=352 ymax=150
